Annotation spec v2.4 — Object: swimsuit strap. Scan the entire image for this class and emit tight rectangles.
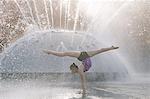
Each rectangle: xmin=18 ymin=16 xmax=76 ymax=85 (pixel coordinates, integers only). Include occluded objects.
xmin=77 ymin=51 xmax=89 ymax=61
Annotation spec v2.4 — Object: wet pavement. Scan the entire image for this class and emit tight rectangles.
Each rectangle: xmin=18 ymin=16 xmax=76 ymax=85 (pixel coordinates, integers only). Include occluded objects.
xmin=0 ymin=79 xmax=150 ymax=99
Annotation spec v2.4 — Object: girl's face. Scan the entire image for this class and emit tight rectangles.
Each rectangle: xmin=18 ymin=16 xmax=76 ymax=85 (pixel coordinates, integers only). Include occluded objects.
xmin=71 ymin=67 xmax=78 ymax=74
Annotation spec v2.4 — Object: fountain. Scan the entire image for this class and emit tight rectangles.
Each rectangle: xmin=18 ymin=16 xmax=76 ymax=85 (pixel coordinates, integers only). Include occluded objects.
xmin=0 ymin=28 xmax=128 ymax=80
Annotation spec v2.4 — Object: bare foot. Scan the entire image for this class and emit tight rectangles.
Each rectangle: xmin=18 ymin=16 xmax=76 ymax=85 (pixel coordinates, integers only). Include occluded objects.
xmin=111 ymin=46 xmax=119 ymax=49
xmin=43 ymin=49 xmax=49 ymax=54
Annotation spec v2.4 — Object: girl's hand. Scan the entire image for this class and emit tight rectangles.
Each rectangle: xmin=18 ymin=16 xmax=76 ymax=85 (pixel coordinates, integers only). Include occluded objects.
xmin=77 ymin=90 xmax=87 ymax=94
xmin=77 ymin=91 xmax=82 ymax=94
xmin=82 ymin=90 xmax=86 ymax=94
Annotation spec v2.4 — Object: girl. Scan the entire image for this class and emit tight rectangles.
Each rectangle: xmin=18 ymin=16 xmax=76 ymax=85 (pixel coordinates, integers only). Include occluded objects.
xmin=43 ymin=46 xmax=119 ymax=94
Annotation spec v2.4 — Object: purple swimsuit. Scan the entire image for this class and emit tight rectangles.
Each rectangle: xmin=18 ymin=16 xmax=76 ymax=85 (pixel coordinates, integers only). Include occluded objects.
xmin=82 ymin=57 xmax=92 ymax=72
xmin=77 ymin=52 xmax=92 ymax=72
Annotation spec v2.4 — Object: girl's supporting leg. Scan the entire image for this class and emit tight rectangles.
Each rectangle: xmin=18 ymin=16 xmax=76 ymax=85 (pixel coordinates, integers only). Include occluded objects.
xmin=43 ymin=49 xmax=81 ymax=58
xmin=87 ymin=46 xmax=119 ymax=57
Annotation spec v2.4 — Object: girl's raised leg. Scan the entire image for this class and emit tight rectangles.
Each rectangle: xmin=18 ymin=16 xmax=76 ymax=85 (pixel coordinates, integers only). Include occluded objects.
xmin=87 ymin=46 xmax=119 ymax=57
xmin=43 ymin=49 xmax=80 ymax=58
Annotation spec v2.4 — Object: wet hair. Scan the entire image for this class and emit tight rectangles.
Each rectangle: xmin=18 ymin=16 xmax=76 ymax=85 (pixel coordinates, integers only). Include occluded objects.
xmin=70 ymin=63 xmax=78 ymax=70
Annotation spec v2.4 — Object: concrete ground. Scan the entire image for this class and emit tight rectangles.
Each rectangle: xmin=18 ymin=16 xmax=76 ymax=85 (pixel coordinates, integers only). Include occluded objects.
xmin=0 ymin=79 xmax=150 ymax=99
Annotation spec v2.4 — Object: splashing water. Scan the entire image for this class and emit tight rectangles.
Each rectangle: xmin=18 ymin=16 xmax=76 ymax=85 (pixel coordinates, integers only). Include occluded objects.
xmin=1 ymin=0 xmax=150 ymax=99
